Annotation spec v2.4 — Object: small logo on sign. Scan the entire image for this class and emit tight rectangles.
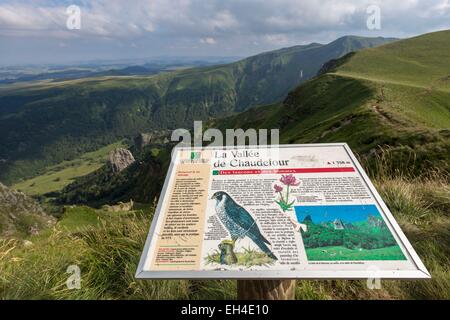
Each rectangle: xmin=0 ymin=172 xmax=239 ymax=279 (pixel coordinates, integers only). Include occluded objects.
xmin=191 ymin=152 xmax=201 ymax=160
xmin=180 ymin=151 xmax=208 ymax=164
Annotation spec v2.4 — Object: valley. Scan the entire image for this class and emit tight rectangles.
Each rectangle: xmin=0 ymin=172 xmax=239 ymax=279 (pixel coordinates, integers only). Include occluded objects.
xmin=0 ymin=36 xmax=394 ymax=185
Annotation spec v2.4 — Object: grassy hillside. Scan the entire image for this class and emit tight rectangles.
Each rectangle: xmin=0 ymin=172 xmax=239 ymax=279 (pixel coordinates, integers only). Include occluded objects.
xmin=334 ymin=31 xmax=450 ymax=91
xmin=12 ymin=141 xmax=125 ymax=196
xmin=0 ymin=36 xmax=394 ymax=184
xmin=0 ymin=182 xmax=55 ymax=237
xmin=212 ymin=30 xmax=450 ymax=176
xmin=0 ymin=164 xmax=448 ymax=299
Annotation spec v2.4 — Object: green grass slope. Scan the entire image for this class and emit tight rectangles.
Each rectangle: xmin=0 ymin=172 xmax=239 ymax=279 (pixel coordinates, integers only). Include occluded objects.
xmin=334 ymin=31 xmax=450 ymax=91
xmin=0 ymin=36 xmax=394 ymax=184
xmin=212 ymin=30 xmax=450 ymax=176
xmin=1 ymin=166 xmax=448 ymax=299
xmin=12 ymin=141 xmax=125 ymax=196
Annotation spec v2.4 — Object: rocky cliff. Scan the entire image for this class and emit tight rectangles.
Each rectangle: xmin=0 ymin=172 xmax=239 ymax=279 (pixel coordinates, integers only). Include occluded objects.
xmin=108 ymin=148 xmax=136 ymax=173
xmin=0 ymin=182 xmax=55 ymax=237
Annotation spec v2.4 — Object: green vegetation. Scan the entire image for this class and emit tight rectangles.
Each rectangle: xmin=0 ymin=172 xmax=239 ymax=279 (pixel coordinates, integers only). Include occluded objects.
xmin=58 ymin=206 xmax=103 ymax=230
xmin=301 ymin=216 xmax=405 ymax=260
xmin=0 ymin=206 xmax=191 ymax=300
xmin=205 ymin=247 xmax=275 ymax=267
xmin=0 ymin=182 xmax=54 ymax=238
xmin=334 ymin=31 xmax=450 ymax=92
xmin=0 ymin=36 xmax=393 ymax=184
xmin=306 ymin=246 xmax=405 ymax=261
xmin=12 ymin=141 xmax=125 ymax=196
xmin=0 ymin=159 xmax=448 ymax=299
xmin=57 ymin=146 xmax=170 ymax=207
xmin=212 ymin=30 xmax=450 ymax=176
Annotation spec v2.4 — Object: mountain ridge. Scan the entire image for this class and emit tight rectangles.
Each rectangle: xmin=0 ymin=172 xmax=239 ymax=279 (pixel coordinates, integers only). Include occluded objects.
xmin=210 ymin=30 xmax=450 ymax=176
xmin=58 ymin=31 xmax=450 ymax=206
xmin=0 ymin=35 xmax=395 ymax=184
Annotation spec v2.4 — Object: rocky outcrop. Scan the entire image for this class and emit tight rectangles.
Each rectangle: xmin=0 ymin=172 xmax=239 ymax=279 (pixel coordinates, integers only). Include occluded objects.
xmin=102 ymin=199 xmax=134 ymax=212
xmin=0 ymin=182 xmax=55 ymax=237
xmin=134 ymin=131 xmax=170 ymax=150
xmin=317 ymin=52 xmax=356 ymax=76
xmin=108 ymin=148 xmax=135 ymax=173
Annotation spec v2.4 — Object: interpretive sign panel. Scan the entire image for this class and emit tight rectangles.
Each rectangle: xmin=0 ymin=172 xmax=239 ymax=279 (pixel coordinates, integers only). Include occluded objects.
xmin=136 ymin=143 xmax=430 ymax=279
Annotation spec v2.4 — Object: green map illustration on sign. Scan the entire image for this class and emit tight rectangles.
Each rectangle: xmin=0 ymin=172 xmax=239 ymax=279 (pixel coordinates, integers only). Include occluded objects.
xmin=294 ymin=205 xmax=406 ymax=261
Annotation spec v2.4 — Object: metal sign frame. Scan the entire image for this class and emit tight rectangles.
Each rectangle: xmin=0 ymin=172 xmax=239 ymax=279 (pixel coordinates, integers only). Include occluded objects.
xmin=136 ymin=143 xmax=430 ymax=280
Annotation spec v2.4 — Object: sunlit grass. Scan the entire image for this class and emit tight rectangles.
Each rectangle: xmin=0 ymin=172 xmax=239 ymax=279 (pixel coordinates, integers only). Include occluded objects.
xmin=13 ymin=141 xmax=125 ymax=196
xmin=0 ymin=151 xmax=449 ymax=300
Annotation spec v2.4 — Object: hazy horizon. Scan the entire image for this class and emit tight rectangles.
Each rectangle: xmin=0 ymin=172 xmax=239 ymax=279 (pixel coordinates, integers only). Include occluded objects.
xmin=1 ymin=0 xmax=449 ymax=66
xmin=0 ymin=34 xmax=396 ymax=68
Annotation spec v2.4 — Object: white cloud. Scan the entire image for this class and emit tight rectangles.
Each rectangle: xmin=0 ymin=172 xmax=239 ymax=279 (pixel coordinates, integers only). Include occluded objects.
xmin=0 ymin=0 xmax=449 ymax=64
xmin=0 ymin=4 xmax=64 ymax=31
xmin=208 ymin=10 xmax=239 ymax=31
xmin=200 ymin=37 xmax=217 ymax=44
xmin=420 ymin=0 xmax=450 ymax=17
xmin=0 ymin=1 xmax=158 ymax=38
xmin=0 ymin=0 xmax=448 ymax=38
xmin=264 ymin=33 xmax=290 ymax=45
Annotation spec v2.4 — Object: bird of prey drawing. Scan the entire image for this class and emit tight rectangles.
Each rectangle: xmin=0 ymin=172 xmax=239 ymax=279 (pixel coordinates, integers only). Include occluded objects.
xmin=211 ymin=191 xmax=277 ymax=260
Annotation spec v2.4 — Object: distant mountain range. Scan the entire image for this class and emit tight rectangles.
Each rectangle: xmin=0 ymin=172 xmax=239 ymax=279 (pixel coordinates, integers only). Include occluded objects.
xmin=0 ymin=58 xmax=241 ymax=84
xmin=25 ymin=30 xmax=450 ymax=208
xmin=0 ymin=35 xmax=395 ymax=184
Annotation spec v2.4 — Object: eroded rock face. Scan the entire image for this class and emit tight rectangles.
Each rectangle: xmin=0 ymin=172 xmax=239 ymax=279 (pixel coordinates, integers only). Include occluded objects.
xmin=0 ymin=182 xmax=45 ymax=216
xmin=134 ymin=131 xmax=170 ymax=150
xmin=108 ymin=148 xmax=135 ymax=173
xmin=0 ymin=182 xmax=55 ymax=237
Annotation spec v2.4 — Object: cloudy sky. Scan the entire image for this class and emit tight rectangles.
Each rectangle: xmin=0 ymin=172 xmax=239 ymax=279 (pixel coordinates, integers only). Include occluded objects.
xmin=0 ymin=0 xmax=449 ymax=65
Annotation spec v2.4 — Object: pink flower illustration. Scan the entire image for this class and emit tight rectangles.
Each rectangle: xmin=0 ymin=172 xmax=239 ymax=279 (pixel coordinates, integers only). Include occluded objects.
xmin=280 ymin=174 xmax=300 ymax=187
xmin=274 ymin=184 xmax=283 ymax=193
xmin=274 ymin=174 xmax=299 ymax=212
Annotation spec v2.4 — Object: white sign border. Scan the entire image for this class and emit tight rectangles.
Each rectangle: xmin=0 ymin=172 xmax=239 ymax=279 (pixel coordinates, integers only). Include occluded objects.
xmin=136 ymin=143 xmax=431 ymax=280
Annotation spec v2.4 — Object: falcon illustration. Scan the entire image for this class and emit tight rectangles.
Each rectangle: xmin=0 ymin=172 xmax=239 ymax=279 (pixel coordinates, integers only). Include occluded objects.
xmin=211 ymin=191 xmax=277 ymax=260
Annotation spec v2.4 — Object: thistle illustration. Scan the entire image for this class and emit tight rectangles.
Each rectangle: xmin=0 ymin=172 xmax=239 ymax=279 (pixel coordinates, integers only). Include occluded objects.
xmin=274 ymin=174 xmax=300 ymax=212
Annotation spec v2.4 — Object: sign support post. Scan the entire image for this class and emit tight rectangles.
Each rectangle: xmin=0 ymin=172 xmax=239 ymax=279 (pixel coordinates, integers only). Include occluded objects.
xmin=237 ymin=280 xmax=296 ymax=300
